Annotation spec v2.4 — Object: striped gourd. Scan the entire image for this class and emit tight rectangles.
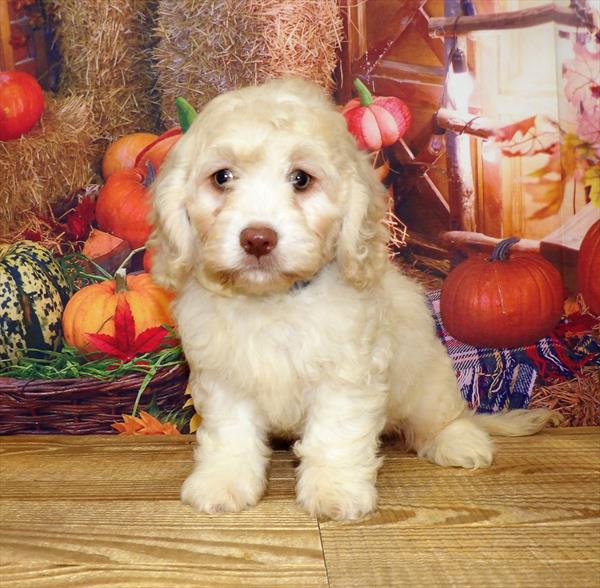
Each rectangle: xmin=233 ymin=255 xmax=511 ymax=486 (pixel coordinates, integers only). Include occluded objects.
xmin=0 ymin=241 xmax=71 ymax=365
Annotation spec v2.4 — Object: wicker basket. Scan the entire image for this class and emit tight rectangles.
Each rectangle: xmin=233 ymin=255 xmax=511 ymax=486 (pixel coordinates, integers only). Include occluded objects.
xmin=0 ymin=364 xmax=189 ymax=435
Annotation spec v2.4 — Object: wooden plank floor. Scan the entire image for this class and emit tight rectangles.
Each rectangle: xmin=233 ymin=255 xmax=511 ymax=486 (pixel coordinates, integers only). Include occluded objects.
xmin=1 ymin=428 xmax=599 ymax=588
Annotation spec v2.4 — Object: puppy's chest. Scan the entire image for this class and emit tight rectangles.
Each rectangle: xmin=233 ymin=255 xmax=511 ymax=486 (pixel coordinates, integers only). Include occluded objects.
xmin=211 ymin=305 xmax=325 ymax=386
xmin=199 ymin=300 xmax=330 ymax=430
xmin=177 ymin=282 xmax=385 ymax=430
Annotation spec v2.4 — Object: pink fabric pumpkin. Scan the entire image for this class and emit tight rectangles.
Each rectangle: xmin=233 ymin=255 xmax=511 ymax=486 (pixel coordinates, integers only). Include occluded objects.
xmin=342 ymin=79 xmax=411 ymax=151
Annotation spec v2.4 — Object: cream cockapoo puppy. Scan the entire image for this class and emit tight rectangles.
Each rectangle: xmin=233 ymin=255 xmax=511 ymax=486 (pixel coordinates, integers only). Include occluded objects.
xmin=150 ymin=78 xmax=556 ymax=520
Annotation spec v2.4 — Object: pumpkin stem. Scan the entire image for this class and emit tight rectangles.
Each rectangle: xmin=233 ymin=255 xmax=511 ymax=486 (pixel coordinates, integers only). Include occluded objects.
xmin=113 ymin=246 xmax=147 ymax=279
xmin=175 ymin=97 xmax=197 ymax=133
xmin=353 ymin=78 xmax=374 ymax=107
xmin=115 ymin=268 xmax=128 ymax=292
xmin=143 ymin=160 xmax=156 ymax=188
xmin=491 ymin=237 xmax=521 ymax=261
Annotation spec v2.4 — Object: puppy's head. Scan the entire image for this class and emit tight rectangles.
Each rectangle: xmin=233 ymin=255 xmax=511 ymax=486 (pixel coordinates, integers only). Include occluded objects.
xmin=150 ymin=77 xmax=389 ymax=296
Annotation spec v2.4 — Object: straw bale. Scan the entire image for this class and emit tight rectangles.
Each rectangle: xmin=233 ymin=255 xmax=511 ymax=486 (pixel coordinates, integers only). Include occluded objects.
xmin=54 ymin=0 xmax=159 ymax=144
xmin=0 ymin=94 xmax=98 ymax=240
xmin=530 ymin=367 xmax=600 ymax=427
xmin=153 ymin=0 xmax=342 ymax=125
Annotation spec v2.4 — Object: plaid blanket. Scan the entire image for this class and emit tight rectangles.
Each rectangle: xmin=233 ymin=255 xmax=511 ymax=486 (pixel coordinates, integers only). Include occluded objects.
xmin=426 ymin=290 xmax=600 ymax=413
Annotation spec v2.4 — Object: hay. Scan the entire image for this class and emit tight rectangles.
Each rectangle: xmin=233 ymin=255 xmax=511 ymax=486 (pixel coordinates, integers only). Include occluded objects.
xmin=54 ymin=0 xmax=159 ymax=144
xmin=395 ymin=254 xmax=449 ymax=291
xmin=153 ymin=0 xmax=342 ymax=125
xmin=0 ymin=94 xmax=98 ymax=240
xmin=530 ymin=367 xmax=600 ymax=427
xmin=256 ymin=0 xmax=342 ymax=91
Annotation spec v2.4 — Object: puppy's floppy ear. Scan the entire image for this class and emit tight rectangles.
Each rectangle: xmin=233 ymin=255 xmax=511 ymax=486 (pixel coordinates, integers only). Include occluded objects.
xmin=336 ymin=150 xmax=390 ymax=289
xmin=148 ymin=152 xmax=194 ymax=291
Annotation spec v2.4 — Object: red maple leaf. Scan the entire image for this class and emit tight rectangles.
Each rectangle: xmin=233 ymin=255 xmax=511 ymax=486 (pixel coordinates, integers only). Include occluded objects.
xmin=86 ymin=297 xmax=169 ymax=362
xmin=63 ymin=195 xmax=96 ymax=241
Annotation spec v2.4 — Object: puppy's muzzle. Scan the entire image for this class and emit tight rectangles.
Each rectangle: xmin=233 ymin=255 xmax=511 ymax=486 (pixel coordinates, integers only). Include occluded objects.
xmin=240 ymin=226 xmax=278 ymax=258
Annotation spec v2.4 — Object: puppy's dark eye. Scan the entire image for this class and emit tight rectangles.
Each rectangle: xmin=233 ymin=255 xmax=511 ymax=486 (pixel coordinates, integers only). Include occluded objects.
xmin=289 ymin=170 xmax=311 ymax=191
xmin=213 ymin=169 xmax=234 ymax=188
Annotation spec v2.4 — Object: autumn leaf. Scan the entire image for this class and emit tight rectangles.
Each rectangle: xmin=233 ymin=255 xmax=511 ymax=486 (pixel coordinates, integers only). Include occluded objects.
xmin=183 ymin=383 xmax=202 ymax=433
xmin=553 ymin=312 xmax=599 ymax=339
xmin=64 ymin=195 xmax=96 ymax=241
xmin=526 ymin=147 xmax=562 ymax=180
xmin=563 ymin=41 xmax=600 ymax=116
xmin=112 ymin=414 xmax=143 ymax=435
xmin=577 ymin=110 xmax=600 ymax=157
xmin=495 ymin=115 xmax=559 ymax=158
xmin=563 ymin=41 xmax=600 ymax=158
xmin=86 ymin=297 xmax=169 ymax=362
xmin=563 ymin=297 xmax=582 ymax=317
xmin=524 ymin=176 xmax=564 ymax=220
xmin=494 ymin=115 xmax=536 ymax=143
xmin=584 ymin=165 xmax=600 ymax=207
xmin=112 ymin=411 xmax=181 ymax=435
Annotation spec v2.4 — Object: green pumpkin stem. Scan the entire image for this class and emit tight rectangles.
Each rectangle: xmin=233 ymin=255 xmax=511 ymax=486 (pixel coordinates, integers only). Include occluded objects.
xmin=115 ymin=268 xmax=128 ymax=293
xmin=491 ymin=237 xmax=521 ymax=261
xmin=353 ymin=78 xmax=374 ymax=107
xmin=175 ymin=97 xmax=197 ymax=133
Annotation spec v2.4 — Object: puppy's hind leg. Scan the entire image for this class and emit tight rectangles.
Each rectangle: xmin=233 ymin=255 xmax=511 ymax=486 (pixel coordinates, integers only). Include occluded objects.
xmin=398 ymin=352 xmax=495 ymax=470
xmin=398 ymin=348 xmax=559 ymax=469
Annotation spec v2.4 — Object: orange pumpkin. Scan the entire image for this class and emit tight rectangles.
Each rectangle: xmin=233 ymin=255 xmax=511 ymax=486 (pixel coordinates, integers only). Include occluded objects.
xmin=134 ymin=127 xmax=182 ymax=172
xmin=62 ymin=271 xmax=174 ymax=354
xmin=440 ymin=237 xmax=564 ymax=348
xmin=342 ymin=79 xmax=411 ymax=152
xmin=577 ymin=219 xmax=600 ymax=315
xmin=133 ymin=97 xmax=197 ymax=172
xmin=96 ymin=164 xmax=154 ymax=249
xmin=102 ymin=132 xmax=158 ymax=179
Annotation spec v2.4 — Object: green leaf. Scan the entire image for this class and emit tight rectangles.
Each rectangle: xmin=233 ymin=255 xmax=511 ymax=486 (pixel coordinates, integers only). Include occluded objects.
xmin=175 ymin=97 xmax=198 ymax=133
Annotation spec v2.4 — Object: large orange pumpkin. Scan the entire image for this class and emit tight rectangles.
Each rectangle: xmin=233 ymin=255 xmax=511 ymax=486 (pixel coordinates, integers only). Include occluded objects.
xmin=577 ymin=219 xmax=600 ymax=315
xmin=96 ymin=164 xmax=154 ymax=248
xmin=440 ymin=237 xmax=564 ymax=348
xmin=102 ymin=132 xmax=158 ymax=179
xmin=62 ymin=271 xmax=175 ymax=354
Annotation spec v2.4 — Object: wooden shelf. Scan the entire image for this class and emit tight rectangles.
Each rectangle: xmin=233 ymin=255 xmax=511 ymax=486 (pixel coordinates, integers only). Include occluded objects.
xmin=428 ymin=4 xmax=597 ymax=37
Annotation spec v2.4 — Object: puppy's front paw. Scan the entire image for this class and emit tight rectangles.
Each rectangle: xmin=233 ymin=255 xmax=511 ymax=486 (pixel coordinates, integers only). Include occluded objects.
xmin=181 ymin=465 xmax=266 ymax=514
xmin=296 ymin=466 xmax=377 ymax=521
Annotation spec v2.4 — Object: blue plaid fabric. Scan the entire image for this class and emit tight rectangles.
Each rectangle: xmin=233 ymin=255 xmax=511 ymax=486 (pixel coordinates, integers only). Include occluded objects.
xmin=425 ymin=290 xmax=600 ymax=414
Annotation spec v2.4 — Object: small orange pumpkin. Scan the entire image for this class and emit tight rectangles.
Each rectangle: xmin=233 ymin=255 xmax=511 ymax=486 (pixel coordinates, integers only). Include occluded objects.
xmin=342 ymin=79 xmax=411 ymax=152
xmin=102 ymin=132 xmax=158 ymax=179
xmin=134 ymin=127 xmax=182 ymax=172
xmin=62 ymin=271 xmax=175 ymax=354
xmin=577 ymin=219 xmax=600 ymax=315
xmin=133 ymin=97 xmax=197 ymax=172
xmin=96 ymin=164 xmax=154 ymax=249
xmin=440 ymin=237 xmax=564 ymax=348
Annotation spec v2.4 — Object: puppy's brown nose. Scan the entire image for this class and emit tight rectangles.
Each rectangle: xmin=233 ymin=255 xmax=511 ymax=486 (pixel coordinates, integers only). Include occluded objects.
xmin=240 ymin=226 xmax=278 ymax=258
